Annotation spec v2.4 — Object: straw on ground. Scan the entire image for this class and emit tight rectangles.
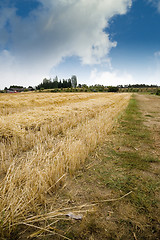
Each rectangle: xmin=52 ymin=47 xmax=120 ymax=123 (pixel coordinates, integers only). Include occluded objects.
xmin=0 ymin=92 xmax=130 ymax=237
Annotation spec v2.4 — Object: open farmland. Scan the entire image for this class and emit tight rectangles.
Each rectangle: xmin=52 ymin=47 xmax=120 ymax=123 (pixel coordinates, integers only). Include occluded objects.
xmin=0 ymin=92 xmax=131 ymax=238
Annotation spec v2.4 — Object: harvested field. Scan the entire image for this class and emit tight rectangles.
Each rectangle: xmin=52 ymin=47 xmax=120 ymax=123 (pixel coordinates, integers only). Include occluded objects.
xmin=41 ymin=94 xmax=159 ymax=240
xmin=0 ymin=92 xmax=130 ymax=238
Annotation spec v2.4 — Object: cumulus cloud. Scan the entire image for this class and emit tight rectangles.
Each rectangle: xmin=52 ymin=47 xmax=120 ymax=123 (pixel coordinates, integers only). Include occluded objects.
xmin=0 ymin=0 xmax=132 ymax=88
xmin=89 ymin=68 xmax=134 ymax=86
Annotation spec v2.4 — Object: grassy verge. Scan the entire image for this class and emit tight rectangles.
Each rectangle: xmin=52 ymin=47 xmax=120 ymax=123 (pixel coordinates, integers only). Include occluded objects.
xmin=100 ymin=97 xmax=159 ymax=214
xmin=13 ymin=95 xmax=160 ymax=240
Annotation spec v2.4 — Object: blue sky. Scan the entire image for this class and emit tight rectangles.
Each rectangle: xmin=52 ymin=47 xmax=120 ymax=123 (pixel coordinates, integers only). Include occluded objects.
xmin=0 ymin=0 xmax=160 ymax=89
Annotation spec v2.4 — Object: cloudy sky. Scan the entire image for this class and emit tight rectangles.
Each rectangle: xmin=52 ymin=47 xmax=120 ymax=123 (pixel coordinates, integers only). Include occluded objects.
xmin=0 ymin=0 xmax=160 ymax=89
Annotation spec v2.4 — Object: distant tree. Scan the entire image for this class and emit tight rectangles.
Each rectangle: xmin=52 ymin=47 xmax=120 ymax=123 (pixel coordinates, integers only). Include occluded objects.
xmin=9 ymin=85 xmax=23 ymax=89
xmin=156 ymin=89 xmax=160 ymax=96
xmin=36 ymin=75 xmax=77 ymax=90
xmin=53 ymin=79 xmax=58 ymax=88
xmin=41 ymin=78 xmax=52 ymax=89
xmin=24 ymin=88 xmax=29 ymax=92
xmin=4 ymin=87 xmax=7 ymax=93
xmin=28 ymin=86 xmax=34 ymax=91
xmin=58 ymin=80 xmax=62 ymax=88
xmin=67 ymin=78 xmax=72 ymax=88
xmin=71 ymin=75 xmax=77 ymax=88
xmin=107 ymin=86 xmax=119 ymax=92
xmin=62 ymin=79 xmax=68 ymax=88
xmin=82 ymin=84 xmax=88 ymax=88
xmin=55 ymin=76 xmax=58 ymax=82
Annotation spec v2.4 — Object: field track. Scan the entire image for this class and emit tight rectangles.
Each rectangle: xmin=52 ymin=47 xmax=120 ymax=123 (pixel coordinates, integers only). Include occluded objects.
xmin=0 ymin=92 xmax=130 ymax=237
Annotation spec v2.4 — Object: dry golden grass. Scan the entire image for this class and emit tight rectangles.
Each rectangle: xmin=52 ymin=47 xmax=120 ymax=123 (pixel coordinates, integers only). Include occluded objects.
xmin=0 ymin=92 xmax=130 ymax=237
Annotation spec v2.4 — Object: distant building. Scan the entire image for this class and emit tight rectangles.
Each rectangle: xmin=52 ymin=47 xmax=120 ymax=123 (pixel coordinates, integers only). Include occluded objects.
xmin=6 ymin=87 xmax=34 ymax=93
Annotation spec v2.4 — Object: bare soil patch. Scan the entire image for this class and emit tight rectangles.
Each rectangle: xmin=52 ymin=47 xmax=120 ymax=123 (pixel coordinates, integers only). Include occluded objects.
xmin=137 ymin=93 xmax=160 ymax=184
xmin=136 ymin=94 xmax=160 ymax=159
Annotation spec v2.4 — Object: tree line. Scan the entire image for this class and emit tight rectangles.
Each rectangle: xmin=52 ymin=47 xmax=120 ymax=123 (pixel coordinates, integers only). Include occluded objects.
xmin=36 ymin=75 xmax=77 ymax=90
xmin=119 ymin=84 xmax=158 ymax=88
xmin=1 ymin=77 xmax=159 ymax=94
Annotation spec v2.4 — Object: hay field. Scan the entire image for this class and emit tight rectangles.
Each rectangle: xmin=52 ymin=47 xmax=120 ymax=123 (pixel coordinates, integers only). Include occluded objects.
xmin=0 ymin=92 xmax=130 ymax=236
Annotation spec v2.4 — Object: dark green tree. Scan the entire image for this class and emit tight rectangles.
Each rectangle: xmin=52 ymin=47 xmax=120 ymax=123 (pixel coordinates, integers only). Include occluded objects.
xmin=107 ymin=86 xmax=119 ymax=92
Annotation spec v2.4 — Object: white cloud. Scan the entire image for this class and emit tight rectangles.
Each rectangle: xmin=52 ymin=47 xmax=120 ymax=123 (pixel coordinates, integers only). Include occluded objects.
xmin=0 ymin=49 xmax=48 ymax=87
xmin=154 ymin=51 xmax=160 ymax=57
xmin=146 ymin=64 xmax=160 ymax=85
xmin=0 ymin=0 xmax=132 ymax=89
xmin=89 ymin=68 xmax=134 ymax=86
xmin=147 ymin=0 xmax=160 ymax=12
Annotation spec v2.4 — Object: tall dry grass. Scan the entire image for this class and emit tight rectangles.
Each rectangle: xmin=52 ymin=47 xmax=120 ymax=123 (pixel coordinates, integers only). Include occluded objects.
xmin=0 ymin=92 xmax=130 ymax=237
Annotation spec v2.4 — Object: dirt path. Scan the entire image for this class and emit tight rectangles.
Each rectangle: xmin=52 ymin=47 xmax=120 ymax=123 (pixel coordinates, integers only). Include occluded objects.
xmin=136 ymin=94 xmax=160 ymax=157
